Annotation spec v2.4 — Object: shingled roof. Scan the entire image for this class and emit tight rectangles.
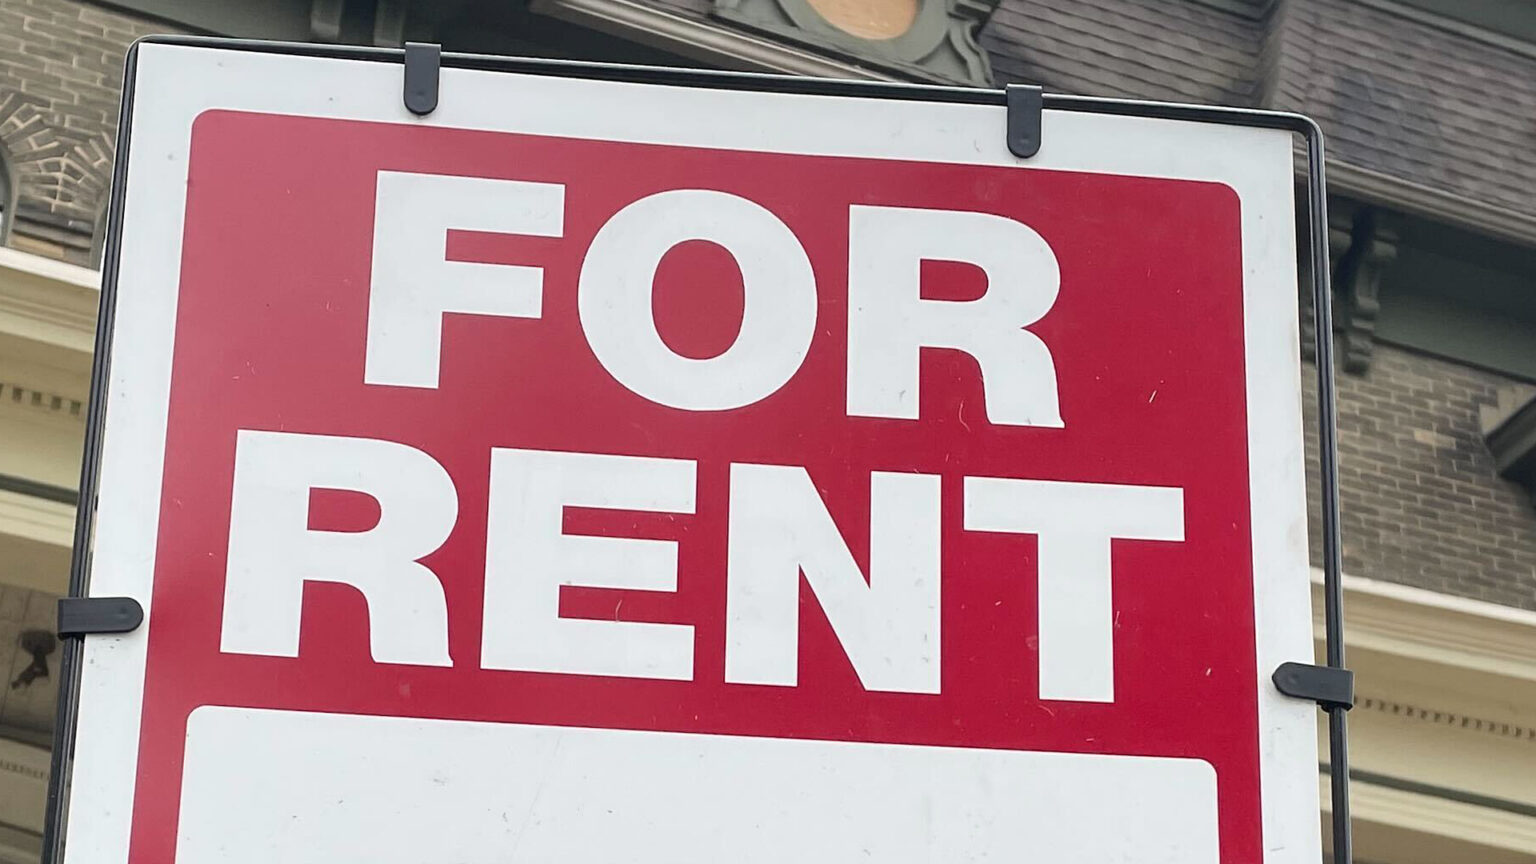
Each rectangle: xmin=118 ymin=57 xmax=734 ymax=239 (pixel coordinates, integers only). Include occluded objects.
xmin=1270 ymin=0 xmax=1536 ymax=238
xmin=981 ymin=0 xmax=1266 ymax=106
xmin=980 ymin=0 xmax=1536 ymax=244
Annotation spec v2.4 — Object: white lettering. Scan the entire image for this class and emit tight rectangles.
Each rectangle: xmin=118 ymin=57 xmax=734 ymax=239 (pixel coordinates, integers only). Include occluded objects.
xmin=578 ymin=189 xmax=817 ymax=411
xmin=482 ymin=448 xmax=696 ymax=680
xmin=725 ymin=464 xmax=941 ymax=693
xmin=847 ymin=205 xmax=1062 ymax=427
xmin=963 ymin=477 xmax=1183 ymax=702
xmin=366 ymin=171 xmax=564 ymax=388
xmin=222 ymin=430 xmax=457 ymax=666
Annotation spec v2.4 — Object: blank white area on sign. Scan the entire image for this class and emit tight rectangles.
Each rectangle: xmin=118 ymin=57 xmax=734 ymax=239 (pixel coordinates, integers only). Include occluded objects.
xmin=175 ymin=706 xmax=1219 ymax=864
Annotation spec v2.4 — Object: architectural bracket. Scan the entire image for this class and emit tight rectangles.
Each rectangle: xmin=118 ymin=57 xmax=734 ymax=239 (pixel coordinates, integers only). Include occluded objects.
xmin=1330 ymin=208 xmax=1398 ymax=374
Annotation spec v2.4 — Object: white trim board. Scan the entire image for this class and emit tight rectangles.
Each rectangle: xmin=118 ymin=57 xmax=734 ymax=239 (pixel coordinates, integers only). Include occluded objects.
xmin=1312 ymin=571 xmax=1536 ymax=685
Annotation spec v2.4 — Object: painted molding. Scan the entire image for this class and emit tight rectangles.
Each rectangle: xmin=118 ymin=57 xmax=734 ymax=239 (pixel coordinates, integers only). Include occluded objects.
xmin=0 ymin=736 xmax=49 ymax=836
xmin=1354 ymin=694 xmax=1536 ymax=744
xmin=1312 ymin=571 xmax=1536 ymax=685
xmin=0 ymin=488 xmax=74 ymax=550
xmin=0 ymin=473 xmax=75 ymax=507
xmin=0 ymin=247 xmax=98 ymax=292
xmin=531 ymin=0 xmax=896 ymax=79
xmin=0 ymin=382 xmax=84 ymax=422
xmin=1323 ymin=774 xmax=1536 ymax=863
xmin=0 ymin=246 xmax=100 ymax=357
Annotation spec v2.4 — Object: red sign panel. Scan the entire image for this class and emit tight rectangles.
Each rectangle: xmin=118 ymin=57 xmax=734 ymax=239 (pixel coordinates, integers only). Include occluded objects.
xmin=127 ymin=109 xmax=1252 ymax=859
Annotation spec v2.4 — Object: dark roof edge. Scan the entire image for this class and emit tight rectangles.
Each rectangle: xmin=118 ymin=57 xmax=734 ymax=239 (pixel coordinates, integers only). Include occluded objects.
xmin=1354 ymin=0 xmax=1536 ymax=63
xmin=0 ymin=473 xmax=78 ymax=507
xmin=1328 ymin=160 xmax=1536 ymax=250
xmin=1185 ymin=0 xmax=1276 ymax=21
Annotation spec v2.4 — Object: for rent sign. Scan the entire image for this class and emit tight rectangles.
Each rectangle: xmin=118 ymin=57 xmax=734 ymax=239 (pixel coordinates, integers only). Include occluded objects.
xmin=58 ymin=41 xmax=1321 ymax=864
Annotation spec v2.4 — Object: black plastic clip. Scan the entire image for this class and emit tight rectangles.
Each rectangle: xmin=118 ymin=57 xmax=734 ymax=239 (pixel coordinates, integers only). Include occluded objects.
xmin=1005 ymin=84 xmax=1043 ymax=159
xmin=1272 ymin=661 xmax=1354 ymax=711
xmin=403 ymin=42 xmax=441 ymax=116
xmin=58 ymin=597 xmax=144 ymax=639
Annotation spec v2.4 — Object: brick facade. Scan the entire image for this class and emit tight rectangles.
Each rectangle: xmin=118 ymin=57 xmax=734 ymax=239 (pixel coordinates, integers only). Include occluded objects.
xmin=1305 ymin=347 xmax=1536 ymax=609
xmin=0 ymin=0 xmax=169 ymax=264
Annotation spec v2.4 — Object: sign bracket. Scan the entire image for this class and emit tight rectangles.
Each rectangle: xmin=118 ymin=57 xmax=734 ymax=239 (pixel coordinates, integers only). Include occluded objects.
xmin=56 ymin=597 xmax=144 ymax=638
xmin=1004 ymin=84 xmax=1043 ymax=158
xmin=403 ymin=41 xmax=440 ymax=116
xmin=1272 ymin=661 xmax=1354 ymax=712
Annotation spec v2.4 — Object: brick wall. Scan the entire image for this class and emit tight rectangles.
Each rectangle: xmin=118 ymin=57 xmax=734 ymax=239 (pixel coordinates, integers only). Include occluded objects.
xmin=1305 ymin=345 xmax=1536 ymax=609
xmin=0 ymin=0 xmax=171 ymax=264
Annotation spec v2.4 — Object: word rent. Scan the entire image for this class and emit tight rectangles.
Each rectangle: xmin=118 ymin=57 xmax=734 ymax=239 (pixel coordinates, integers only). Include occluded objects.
xmin=220 ymin=171 xmax=1185 ymax=704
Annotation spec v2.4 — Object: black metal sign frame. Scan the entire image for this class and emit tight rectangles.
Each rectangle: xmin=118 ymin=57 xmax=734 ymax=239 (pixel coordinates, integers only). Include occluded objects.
xmin=44 ymin=34 xmax=1352 ymax=864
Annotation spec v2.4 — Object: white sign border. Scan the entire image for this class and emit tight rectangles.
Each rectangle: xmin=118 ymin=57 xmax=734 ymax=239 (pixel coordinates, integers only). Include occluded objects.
xmin=63 ymin=40 xmax=1319 ymax=864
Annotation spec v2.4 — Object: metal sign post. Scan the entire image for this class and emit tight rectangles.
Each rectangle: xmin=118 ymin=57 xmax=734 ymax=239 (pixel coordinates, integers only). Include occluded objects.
xmin=47 ymin=37 xmax=1347 ymax=864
